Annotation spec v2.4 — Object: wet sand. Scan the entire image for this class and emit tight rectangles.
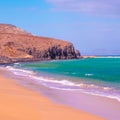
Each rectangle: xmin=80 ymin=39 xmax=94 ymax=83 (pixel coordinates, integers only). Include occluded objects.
xmin=0 ymin=70 xmax=103 ymax=120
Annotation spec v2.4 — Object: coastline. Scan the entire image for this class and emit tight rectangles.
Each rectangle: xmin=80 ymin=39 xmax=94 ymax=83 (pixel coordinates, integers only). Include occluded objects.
xmin=0 ymin=69 xmax=103 ymax=120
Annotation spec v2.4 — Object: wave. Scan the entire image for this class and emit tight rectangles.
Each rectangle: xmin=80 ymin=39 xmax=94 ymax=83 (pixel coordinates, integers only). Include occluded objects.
xmin=5 ymin=65 xmax=120 ymax=102
xmin=85 ymin=73 xmax=93 ymax=76
xmin=5 ymin=66 xmax=36 ymax=78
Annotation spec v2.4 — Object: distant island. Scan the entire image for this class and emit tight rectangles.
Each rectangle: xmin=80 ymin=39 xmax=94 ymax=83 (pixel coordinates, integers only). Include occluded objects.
xmin=0 ymin=24 xmax=81 ymax=64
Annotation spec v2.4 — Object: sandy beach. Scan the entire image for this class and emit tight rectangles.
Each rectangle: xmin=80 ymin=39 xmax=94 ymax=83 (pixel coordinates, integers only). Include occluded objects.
xmin=0 ymin=70 xmax=104 ymax=120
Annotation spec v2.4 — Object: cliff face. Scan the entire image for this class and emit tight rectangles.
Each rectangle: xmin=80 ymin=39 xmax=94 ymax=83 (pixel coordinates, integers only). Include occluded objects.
xmin=0 ymin=24 xmax=80 ymax=63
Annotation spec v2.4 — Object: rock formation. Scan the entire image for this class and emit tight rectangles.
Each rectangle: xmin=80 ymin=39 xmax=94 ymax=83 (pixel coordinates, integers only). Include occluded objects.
xmin=0 ymin=24 xmax=80 ymax=63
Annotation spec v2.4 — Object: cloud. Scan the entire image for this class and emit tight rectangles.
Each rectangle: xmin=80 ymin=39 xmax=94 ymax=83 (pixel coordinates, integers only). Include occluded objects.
xmin=46 ymin=0 xmax=120 ymax=17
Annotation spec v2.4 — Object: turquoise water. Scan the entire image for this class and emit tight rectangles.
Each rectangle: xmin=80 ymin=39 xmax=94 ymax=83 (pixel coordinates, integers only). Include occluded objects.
xmin=6 ymin=57 xmax=120 ymax=101
xmin=23 ymin=58 xmax=120 ymax=82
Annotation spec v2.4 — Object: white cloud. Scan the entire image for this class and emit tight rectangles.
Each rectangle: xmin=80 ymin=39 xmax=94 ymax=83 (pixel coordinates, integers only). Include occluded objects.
xmin=46 ymin=0 xmax=120 ymax=17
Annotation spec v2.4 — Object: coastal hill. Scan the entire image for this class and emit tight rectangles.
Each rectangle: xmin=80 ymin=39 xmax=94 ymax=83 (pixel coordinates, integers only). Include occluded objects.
xmin=0 ymin=24 xmax=31 ymax=35
xmin=0 ymin=24 xmax=80 ymax=63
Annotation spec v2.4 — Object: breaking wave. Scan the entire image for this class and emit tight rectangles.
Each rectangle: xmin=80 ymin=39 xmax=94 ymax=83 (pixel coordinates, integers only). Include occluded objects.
xmin=5 ymin=65 xmax=120 ymax=102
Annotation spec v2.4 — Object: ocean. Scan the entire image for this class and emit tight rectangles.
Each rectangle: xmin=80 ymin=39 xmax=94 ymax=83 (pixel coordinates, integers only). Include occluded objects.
xmin=5 ymin=57 xmax=120 ymax=102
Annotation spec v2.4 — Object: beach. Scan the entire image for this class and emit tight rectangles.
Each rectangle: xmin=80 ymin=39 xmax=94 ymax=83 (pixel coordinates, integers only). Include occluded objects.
xmin=1 ymin=58 xmax=120 ymax=120
xmin=0 ymin=70 xmax=103 ymax=120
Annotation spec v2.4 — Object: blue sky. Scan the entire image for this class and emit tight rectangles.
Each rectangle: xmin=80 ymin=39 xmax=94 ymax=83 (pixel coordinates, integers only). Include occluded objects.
xmin=1 ymin=0 xmax=120 ymax=55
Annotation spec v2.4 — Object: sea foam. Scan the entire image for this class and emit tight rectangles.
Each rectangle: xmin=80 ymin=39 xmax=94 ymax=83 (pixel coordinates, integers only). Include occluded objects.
xmin=5 ymin=65 xmax=120 ymax=102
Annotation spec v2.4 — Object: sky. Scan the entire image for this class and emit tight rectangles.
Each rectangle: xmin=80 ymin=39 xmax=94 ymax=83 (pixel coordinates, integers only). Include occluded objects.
xmin=1 ymin=0 xmax=120 ymax=55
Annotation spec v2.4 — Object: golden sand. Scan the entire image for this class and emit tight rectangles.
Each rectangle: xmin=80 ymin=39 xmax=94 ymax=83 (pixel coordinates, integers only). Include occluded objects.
xmin=0 ymin=71 xmax=104 ymax=120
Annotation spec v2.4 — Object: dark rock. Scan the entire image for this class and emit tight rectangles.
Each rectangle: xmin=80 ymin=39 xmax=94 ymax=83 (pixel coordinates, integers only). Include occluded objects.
xmin=75 ymin=50 xmax=81 ymax=58
xmin=0 ymin=56 xmax=12 ymax=64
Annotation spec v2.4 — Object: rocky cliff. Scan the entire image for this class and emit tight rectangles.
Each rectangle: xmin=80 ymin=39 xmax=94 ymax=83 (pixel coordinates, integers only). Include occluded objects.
xmin=0 ymin=24 xmax=80 ymax=63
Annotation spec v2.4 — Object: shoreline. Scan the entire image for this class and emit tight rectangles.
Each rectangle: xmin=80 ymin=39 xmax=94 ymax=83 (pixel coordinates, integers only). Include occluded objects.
xmin=0 ymin=69 xmax=103 ymax=120
xmin=4 ymin=64 xmax=120 ymax=103
xmin=1 ymin=66 xmax=120 ymax=119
